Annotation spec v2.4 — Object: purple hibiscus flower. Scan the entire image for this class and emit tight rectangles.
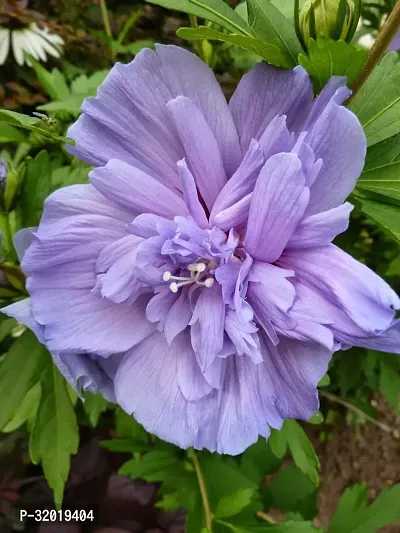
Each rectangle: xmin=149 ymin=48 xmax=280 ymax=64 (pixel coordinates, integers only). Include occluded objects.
xmin=4 ymin=45 xmax=400 ymax=455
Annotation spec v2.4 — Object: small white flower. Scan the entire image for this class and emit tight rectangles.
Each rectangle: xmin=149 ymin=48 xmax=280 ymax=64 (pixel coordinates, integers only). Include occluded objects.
xmin=0 ymin=22 xmax=64 ymax=66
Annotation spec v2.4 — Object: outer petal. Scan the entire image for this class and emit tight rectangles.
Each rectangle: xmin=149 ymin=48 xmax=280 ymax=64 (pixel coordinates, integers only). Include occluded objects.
xmin=67 ymin=45 xmax=241 ymax=184
xmin=279 ymin=245 xmax=400 ymax=335
xmin=302 ymin=78 xmax=367 ymax=215
xmin=23 ymin=185 xmax=132 ymax=273
xmin=263 ymin=335 xmax=332 ymax=420
xmin=115 ymin=332 xmax=282 ymax=455
xmin=53 ymin=352 xmax=118 ymax=403
xmin=167 ymin=96 xmax=227 ymax=211
xmin=229 ymin=63 xmax=313 ymax=152
xmin=2 ymin=299 xmax=117 ymax=402
xmin=244 ymin=153 xmax=309 ymax=263
xmin=30 ymin=288 xmax=155 ymax=356
xmin=90 ymin=159 xmax=188 ymax=218
xmin=39 ymin=184 xmax=132 ymax=226
xmin=115 ymin=332 xmax=201 ymax=450
xmin=336 ymin=319 xmax=400 ymax=353
xmin=2 ymin=297 xmax=45 ymax=343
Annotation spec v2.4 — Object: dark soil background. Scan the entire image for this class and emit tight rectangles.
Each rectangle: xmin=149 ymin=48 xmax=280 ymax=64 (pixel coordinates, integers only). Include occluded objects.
xmin=312 ymin=395 xmax=400 ymax=532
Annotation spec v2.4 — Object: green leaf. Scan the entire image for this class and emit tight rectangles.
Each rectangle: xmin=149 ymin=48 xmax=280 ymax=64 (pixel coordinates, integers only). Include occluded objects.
xmin=352 ymin=193 xmax=400 ymax=245
xmin=246 ymin=0 xmax=302 ymax=67
xmin=37 ymin=95 xmax=86 ymax=115
xmin=0 ymin=316 xmax=17 ymax=342
xmin=0 ymin=109 xmax=74 ymax=144
xmin=20 ymin=150 xmax=52 ymax=227
xmin=328 ymin=483 xmax=400 ymax=533
xmin=29 ymin=60 xmax=70 ymax=101
xmin=83 ymin=392 xmax=110 ymax=426
xmin=145 ymin=0 xmax=254 ymax=35
xmin=349 ymin=52 xmax=400 ymax=147
xmin=37 ymin=70 xmax=110 ymax=115
xmin=0 ymin=329 xmax=47 ymax=430
xmin=215 ymin=488 xmax=256 ymax=518
xmin=30 ymin=356 xmax=79 ymax=507
xmin=100 ymin=439 xmax=149 ymax=453
xmin=298 ymin=37 xmax=367 ymax=93
xmin=115 ymin=407 xmax=149 ymax=443
xmin=177 ymin=26 xmax=289 ymax=67
xmin=379 ymin=357 xmax=400 ymax=414
xmin=328 ymin=484 xmax=368 ymax=533
xmin=269 ymin=427 xmax=287 ymax=458
xmin=308 ymin=411 xmax=324 ymax=424
xmin=2 ymin=382 xmax=42 ymax=433
xmin=318 ymin=373 xmax=330 ymax=387
xmin=111 ymin=39 xmax=155 ymax=55
xmin=270 ymin=466 xmax=317 ymax=520
xmin=51 ymin=164 xmax=89 ymax=189
xmin=270 ymin=0 xmax=294 ymax=19
xmin=386 ymin=255 xmax=400 ymax=276
xmin=356 ymin=133 xmax=400 ymax=204
xmin=240 ymin=437 xmax=282 ymax=481
xmin=0 ymin=123 xmax=26 ymax=143
xmin=216 ymin=520 xmax=320 ymax=532
xmin=119 ymin=450 xmax=181 ymax=481
xmin=201 ymin=455 xmax=259 ymax=504
xmin=70 ymin=70 xmax=109 ymax=95
xmin=285 ymin=420 xmax=320 ymax=486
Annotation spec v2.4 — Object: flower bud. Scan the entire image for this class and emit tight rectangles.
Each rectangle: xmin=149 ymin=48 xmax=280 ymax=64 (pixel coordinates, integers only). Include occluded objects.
xmin=298 ymin=0 xmax=357 ymax=45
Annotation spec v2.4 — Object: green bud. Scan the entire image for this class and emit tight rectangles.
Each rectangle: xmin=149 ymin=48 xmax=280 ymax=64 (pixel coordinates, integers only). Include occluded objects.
xmin=3 ymin=166 xmax=20 ymax=212
xmin=299 ymin=0 xmax=355 ymax=44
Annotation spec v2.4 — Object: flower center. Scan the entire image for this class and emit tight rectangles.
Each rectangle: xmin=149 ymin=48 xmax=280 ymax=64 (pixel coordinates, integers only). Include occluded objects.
xmin=162 ymin=260 xmax=217 ymax=293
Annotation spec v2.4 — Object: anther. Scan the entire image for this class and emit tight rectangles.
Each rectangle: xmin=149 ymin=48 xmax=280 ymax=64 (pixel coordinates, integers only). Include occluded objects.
xmin=163 ymin=271 xmax=172 ymax=281
xmin=204 ymin=278 xmax=214 ymax=288
xmin=170 ymin=282 xmax=179 ymax=293
xmin=188 ymin=262 xmax=206 ymax=273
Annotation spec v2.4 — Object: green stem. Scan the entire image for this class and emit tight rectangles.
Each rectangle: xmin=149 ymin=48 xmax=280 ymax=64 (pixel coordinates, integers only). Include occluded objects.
xmin=320 ymin=390 xmax=395 ymax=435
xmin=256 ymin=511 xmax=278 ymax=524
xmin=349 ymin=0 xmax=400 ymax=102
xmin=99 ymin=0 xmax=115 ymax=60
xmin=117 ymin=9 xmax=141 ymax=45
xmin=189 ymin=14 xmax=206 ymax=62
xmin=192 ymin=452 xmax=213 ymax=531
xmin=0 ymin=212 xmax=16 ymax=263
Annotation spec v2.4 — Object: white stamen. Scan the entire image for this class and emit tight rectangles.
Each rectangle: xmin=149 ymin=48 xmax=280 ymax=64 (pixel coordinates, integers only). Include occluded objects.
xmin=187 ymin=262 xmax=206 ymax=273
xmin=166 ymin=262 xmax=216 ymax=292
xmin=170 ymin=282 xmax=179 ymax=293
xmin=163 ymin=271 xmax=172 ymax=281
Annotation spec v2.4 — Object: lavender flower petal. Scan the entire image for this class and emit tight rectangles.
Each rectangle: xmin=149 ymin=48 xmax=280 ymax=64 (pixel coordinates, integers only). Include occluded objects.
xmin=229 ymin=63 xmax=313 ymax=152
xmin=244 ymin=153 xmax=309 ymax=263
xmin=280 ymin=245 xmax=400 ymax=335
xmin=287 ymin=202 xmax=353 ymax=249
xmin=167 ymin=96 xmax=227 ymax=210
xmin=90 ymin=159 xmax=188 ymax=218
